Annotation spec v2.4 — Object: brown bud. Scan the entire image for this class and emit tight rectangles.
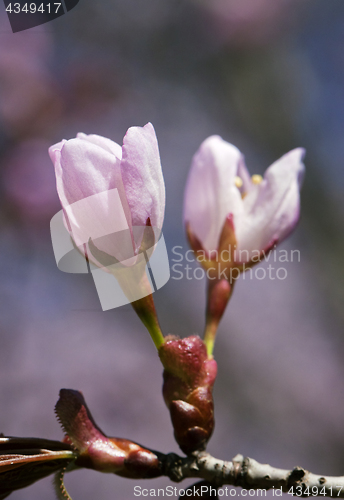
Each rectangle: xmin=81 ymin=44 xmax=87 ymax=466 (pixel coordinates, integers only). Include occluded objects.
xmin=159 ymin=336 xmax=217 ymax=454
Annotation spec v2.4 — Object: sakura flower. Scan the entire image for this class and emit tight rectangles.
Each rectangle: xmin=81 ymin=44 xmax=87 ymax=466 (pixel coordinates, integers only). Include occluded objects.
xmin=184 ymin=135 xmax=305 ymax=266
xmin=49 ymin=122 xmax=165 ymax=267
xmin=184 ymin=135 xmax=305 ymax=355
xmin=49 ymin=123 xmax=165 ymax=348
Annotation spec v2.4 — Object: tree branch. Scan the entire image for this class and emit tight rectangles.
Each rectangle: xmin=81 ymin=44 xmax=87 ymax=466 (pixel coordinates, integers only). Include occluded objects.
xmin=162 ymin=451 xmax=344 ymax=497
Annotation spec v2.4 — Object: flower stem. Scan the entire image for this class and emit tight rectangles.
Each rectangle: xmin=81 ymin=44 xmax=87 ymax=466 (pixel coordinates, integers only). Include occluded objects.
xmin=109 ymin=265 xmax=165 ymax=349
xmin=204 ymin=278 xmax=233 ymax=357
xmin=131 ymin=294 xmax=165 ymax=349
xmin=203 ymin=323 xmax=217 ymax=358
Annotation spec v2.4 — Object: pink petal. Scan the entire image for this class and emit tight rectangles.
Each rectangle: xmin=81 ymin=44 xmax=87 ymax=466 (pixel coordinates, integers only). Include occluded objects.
xmin=49 ymin=139 xmax=66 ymax=164
xmin=55 ymin=137 xmax=125 ymax=205
xmin=121 ymin=123 xmax=165 ymax=252
xmin=235 ymin=148 xmax=305 ymax=260
xmin=183 ymin=135 xmax=244 ymax=252
xmin=76 ymin=133 xmax=122 ymax=159
xmin=237 ymin=154 xmax=253 ymax=195
xmin=49 ymin=136 xmax=134 ymax=262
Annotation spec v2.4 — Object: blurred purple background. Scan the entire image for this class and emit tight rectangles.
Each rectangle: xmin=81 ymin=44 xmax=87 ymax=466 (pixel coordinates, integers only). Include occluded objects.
xmin=1 ymin=0 xmax=344 ymax=498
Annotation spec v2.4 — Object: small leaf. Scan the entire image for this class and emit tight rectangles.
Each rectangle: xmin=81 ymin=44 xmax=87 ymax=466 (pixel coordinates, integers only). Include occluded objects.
xmin=55 ymin=389 xmax=106 ymax=452
xmin=0 ymin=437 xmax=75 ymax=498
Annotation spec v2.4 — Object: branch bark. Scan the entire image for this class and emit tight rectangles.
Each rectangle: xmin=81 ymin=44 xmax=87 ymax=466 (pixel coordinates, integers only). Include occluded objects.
xmin=162 ymin=451 xmax=344 ymax=497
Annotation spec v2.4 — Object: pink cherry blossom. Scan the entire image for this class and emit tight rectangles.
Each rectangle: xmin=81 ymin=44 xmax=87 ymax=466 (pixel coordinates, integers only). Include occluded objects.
xmin=184 ymin=135 xmax=305 ymax=264
xmin=49 ymin=123 xmax=165 ymax=266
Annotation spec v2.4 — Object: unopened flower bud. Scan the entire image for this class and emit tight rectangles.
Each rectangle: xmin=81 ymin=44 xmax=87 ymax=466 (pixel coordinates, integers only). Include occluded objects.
xmin=49 ymin=124 xmax=166 ymax=349
xmin=159 ymin=336 xmax=217 ymax=454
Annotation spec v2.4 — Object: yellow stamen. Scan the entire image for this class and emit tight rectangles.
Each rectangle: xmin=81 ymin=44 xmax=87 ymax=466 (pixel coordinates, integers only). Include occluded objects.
xmin=252 ymin=174 xmax=263 ymax=185
xmin=234 ymin=176 xmax=243 ymax=188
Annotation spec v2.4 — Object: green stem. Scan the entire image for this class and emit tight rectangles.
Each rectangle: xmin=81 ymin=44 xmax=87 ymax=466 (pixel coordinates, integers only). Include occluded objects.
xmin=131 ymin=295 xmax=165 ymax=349
xmin=203 ymin=278 xmax=233 ymax=357
xmin=109 ymin=265 xmax=165 ymax=349
xmin=204 ymin=323 xmax=217 ymax=357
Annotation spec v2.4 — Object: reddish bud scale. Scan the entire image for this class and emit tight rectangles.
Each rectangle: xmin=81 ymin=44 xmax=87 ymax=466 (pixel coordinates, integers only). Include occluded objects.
xmin=159 ymin=336 xmax=217 ymax=455
xmin=56 ymin=389 xmax=162 ymax=479
xmin=74 ymin=437 xmax=162 ymax=479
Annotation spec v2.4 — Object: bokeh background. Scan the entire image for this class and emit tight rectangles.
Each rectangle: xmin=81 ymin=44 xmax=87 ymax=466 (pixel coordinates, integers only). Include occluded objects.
xmin=1 ymin=0 xmax=344 ymax=498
